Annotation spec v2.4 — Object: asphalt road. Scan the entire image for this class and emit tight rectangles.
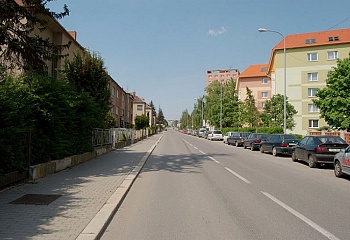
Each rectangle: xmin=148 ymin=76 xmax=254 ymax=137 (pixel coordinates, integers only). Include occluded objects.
xmin=101 ymin=129 xmax=350 ymax=240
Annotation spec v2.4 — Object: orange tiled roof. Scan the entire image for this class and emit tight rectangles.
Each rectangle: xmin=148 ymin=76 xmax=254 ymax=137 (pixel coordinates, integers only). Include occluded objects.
xmin=274 ymin=28 xmax=350 ymax=50
xmin=133 ymin=95 xmax=145 ymax=103
xmin=239 ymin=64 xmax=268 ymax=78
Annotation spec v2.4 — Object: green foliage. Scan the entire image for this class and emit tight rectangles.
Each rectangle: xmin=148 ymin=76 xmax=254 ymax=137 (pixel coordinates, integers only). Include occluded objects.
xmin=157 ymin=107 xmax=166 ymax=125
xmin=240 ymin=87 xmax=259 ymax=127
xmin=261 ymin=94 xmax=297 ymax=130
xmin=135 ymin=114 xmax=149 ymax=130
xmin=63 ymin=51 xmax=111 ymax=128
xmin=180 ymin=110 xmax=190 ymax=129
xmin=0 ymin=71 xmax=101 ymax=172
xmin=313 ymin=54 xmax=350 ymax=130
xmin=0 ymin=0 xmax=70 ymax=73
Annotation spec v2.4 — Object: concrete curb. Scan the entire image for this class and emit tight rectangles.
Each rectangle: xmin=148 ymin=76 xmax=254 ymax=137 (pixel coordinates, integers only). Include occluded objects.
xmin=76 ymin=134 xmax=163 ymax=240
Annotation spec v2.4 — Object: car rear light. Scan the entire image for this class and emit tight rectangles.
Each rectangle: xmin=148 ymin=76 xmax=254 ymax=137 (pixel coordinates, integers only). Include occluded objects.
xmin=254 ymin=139 xmax=261 ymax=143
xmin=280 ymin=143 xmax=289 ymax=147
xmin=316 ymin=145 xmax=327 ymax=153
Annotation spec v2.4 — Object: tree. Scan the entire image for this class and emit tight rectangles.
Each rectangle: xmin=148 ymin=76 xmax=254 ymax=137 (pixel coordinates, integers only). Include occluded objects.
xmin=180 ymin=109 xmax=190 ymax=129
xmin=0 ymin=0 xmax=70 ymax=73
xmin=63 ymin=51 xmax=111 ymax=128
xmin=135 ymin=114 xmax=149 ymax=130
xmin=241 ymin=87 xmax=259 ymax=127
xmin=149 ymin=100 xmax=157 ymax=117
xmin=261 ymin=94 xmax=297 ymax=130
xmin=157 ymin=107 xmax=166 ymax=125
xmin=313 ymin=55 xmax=350 ymax=130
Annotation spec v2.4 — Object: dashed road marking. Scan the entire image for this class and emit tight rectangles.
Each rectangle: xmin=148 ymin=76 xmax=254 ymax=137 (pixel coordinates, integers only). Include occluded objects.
xmin=225 ymin=167 xmax=251 ymax=184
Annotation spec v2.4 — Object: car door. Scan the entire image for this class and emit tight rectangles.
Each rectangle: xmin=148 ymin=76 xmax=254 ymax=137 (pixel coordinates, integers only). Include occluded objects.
xmin=342 ymin=146 xmax=350 ymax=174
xmin=295 ymin=137 xmax=309 ymax=160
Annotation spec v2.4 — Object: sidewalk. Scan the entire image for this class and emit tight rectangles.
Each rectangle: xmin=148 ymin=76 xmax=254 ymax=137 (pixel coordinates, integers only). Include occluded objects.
xmin=0 ymin=133 xmax=163 ymax=240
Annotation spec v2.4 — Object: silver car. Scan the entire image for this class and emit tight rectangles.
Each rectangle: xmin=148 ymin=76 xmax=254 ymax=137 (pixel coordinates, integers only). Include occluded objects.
xmin=207 ymin=130 xmax=223 ymax=141
xmin=334 ymin=145 xmax=350 ymax=177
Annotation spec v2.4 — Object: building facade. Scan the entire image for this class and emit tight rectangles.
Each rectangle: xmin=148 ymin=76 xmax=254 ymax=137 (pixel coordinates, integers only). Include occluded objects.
xmin=236 ymin=64 xmax=270 ymax=111
xmin=267 ymin=28 xmax=350 ymax=135
xmin=206 ymin=68 xmax=240 ymax=88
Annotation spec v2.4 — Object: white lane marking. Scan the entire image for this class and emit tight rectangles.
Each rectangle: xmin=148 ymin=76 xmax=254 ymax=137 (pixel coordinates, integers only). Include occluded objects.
xmin=261 ymin=192 xmax=340 ymax=240
xmin=225 ymin=167 xmax=251 ymax=184
xmin=199 ymin=150 xmax=205 ymax=154
xmin=208 ymin=156 xmax=220 ymax=164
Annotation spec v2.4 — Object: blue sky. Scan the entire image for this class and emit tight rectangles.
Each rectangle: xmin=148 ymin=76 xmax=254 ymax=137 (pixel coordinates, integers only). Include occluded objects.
xmin=49 ymin=0 xmax=350 ymax=120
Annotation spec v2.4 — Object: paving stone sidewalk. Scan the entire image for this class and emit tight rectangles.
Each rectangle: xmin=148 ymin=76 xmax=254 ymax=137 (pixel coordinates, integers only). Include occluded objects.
xmin=0 ymin=133 xmax=162 ymax=240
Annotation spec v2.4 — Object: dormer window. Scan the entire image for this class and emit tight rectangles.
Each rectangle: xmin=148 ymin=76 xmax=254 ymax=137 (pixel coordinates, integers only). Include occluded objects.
xmin=305 ymin=38 xmax=316 ymax=44
xmin=328 ymin=36 xmax=339 ymax=41
xmin=261 ymin=67 xmax=267 ymax=72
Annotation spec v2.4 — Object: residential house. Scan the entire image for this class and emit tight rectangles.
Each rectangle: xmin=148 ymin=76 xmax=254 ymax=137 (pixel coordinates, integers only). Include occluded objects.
xmin=206 ymin=68 xmax=240 ymax=88
xmin=267 ymin=28 xmax=350 ymax=135
xmin=132 ymin=93 xmax=147 ymax=125
xmin=13 ymin=0 xmax=85 ymax=78
xmin=236 ymin=64 xmax=270 ymax=111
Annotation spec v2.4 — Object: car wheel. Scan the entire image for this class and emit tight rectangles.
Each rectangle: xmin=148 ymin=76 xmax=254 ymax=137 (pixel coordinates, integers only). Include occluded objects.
xmin=235 ymin=141 xmax=239 ymax=147
xmin=260 ymin=146 xmax=264 ymax=153
xmin=291 ymin=151 xmax=298 ymax=162
xmin=243 ymin=144 xmax=247 ymax=149
xmin=308 ymin=155 xmax=317 ymax=168
xmin=272 ymin=147 xmax=279 ymax=156
xmin=251 ymin=144 xmax=255 ymax=151
xmin=334 ymin=160 xmax=343 ymax=178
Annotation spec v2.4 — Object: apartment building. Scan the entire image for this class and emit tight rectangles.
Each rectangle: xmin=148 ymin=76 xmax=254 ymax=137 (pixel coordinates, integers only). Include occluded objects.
xmin=206 ymin=68 xmax=240 ymax=87
xmin=267 ymin=28 xmax=350 ymax=135
xmin=236 ymin=64 xmax=270 ymax=111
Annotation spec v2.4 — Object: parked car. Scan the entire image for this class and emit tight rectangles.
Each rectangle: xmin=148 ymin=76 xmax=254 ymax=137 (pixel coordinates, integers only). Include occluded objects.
xmin=260 ymin=134 xmax=299 ymax=156
xmin=223 ymin=132 xmax=235 ymax=143
xmin=292 ymin=135 xmax=348 ymax=168
xmin=198 ymin=128 xmax=207 ymax=138
xmin=227 ymin=132 xmax=251 ymax=147
xmin=192 ymin=130 xmax=199 ymax=136
xmin=204 ymin=130 xmax=211 ymax=139
xmin=334 ymin=146 xmax=350 ymax=177
xmin=243 ymin=133 xmax=269 ymax=151
xmin=207 ymin=130 xmax=223 ymax=141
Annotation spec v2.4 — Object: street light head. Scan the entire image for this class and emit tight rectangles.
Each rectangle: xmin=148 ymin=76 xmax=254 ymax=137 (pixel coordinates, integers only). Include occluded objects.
xmin=258 ymin=28 xmax=267 ymax=32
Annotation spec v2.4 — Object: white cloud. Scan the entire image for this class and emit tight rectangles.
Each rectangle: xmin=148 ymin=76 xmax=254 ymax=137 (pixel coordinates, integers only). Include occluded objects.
xmin=208 ymin=26 xmax=227 ymax=36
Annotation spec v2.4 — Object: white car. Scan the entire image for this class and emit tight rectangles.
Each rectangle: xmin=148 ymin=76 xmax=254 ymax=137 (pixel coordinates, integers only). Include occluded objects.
xmin=207 ymin=130 xmax=223 ymax=141
xmin=334 ymin=145 xmax=350 ymax=177
xmin=223 ymin=132 xmax=235 ymax=143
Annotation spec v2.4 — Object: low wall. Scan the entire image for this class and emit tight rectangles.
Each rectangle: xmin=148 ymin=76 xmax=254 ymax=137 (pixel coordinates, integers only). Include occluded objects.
xmin=29 ymin=144 xmax=115 ymax=181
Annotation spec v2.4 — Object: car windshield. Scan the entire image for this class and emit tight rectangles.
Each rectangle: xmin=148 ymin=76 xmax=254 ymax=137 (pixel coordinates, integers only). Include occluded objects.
xmin=213 ymin=130 xmax=222 ymax=134
xmin=241 ymin=133 xmax=251 ymax=137
xmin=318 ymin=136 xmax=346 ymax=144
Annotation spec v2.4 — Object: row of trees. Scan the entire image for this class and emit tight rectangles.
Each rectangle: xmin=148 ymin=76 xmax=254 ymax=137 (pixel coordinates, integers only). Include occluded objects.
xmin=180 ymin=80 xmax=297 ymax=131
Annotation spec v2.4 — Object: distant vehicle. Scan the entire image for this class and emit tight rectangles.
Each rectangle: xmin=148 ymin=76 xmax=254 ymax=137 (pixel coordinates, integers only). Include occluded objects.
xmin=243 ymin=133 xmax=269 ymax=151
xmin=292 ymin=135 xmax=348 ymax=168
xmin=223 ymin=132 xmax=235 ymax=144
xmin=198 ymin=128 xmax=207 ymax=138
xmin=187 ymin=129 xmax=192 ymax=135
xmin=227 ymin=132 xmax=251 ymax=147
xmin=204 ymin=130 xmax=211 ymax=139
xmin=334 ymin=145 xmax=350 ymax=177
xmin=207 ymin=130 xmax=223 ymax=141
xmin=192 ymin=130 xmax=199 ymax=136
xmin=260 ymin=134 xmax=299 ymax=156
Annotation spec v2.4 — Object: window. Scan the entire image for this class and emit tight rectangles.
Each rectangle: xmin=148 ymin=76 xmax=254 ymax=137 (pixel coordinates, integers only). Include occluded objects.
xmin=111 ymin=86 xmax=115 ymax=96
xmin=137 ymin=105 xmax=143 ymax=111
xmin=307 ymin=53 xmax=318 ymax=61
xmin=309 ymin=120 xmax=319 ymax=128
xmin=261 ymin=78 xmax=268 ymax=84
xmin=307 ymin=72 xmax=318 ymax=81
xmin=308 ymin=104 xmax=319 ymax=112
xmin=261 ymin=67 xmax=268 ymax=72
xmin=328 ymin=36 xmax=339 ymax=41
xmin=261 ymin=102 xmax=266 ymax=108
xmin=261 ymin=92 xmax=268 ymax=98
xmin=308 ymin=88 xmax=318 ymax=97
xmin=305 ymin=38 xmax=316 ymax=44
xmin=208 ymin=75 xmax=212 ymax=78
xmin=214 ymin=75 xmax=218 ymax=78
xmin=220 ymin=74 xmax=224 ymax=78
xmin=116 ymin=89 xmax=119 ymax=98
xmin=327 ymin=51 xmax=338 ymax=60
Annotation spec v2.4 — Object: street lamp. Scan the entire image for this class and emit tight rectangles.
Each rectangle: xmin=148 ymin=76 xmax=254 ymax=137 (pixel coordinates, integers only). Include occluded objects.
xmin=258 ymin=28 xmax=287 ymax=134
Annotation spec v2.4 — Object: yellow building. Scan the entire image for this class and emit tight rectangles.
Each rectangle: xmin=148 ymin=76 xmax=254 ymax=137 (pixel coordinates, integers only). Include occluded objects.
xmin=267 ymin=28 xmax=350 ymax=135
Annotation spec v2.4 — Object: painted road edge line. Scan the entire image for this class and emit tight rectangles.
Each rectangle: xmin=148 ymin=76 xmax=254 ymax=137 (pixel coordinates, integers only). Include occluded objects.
xmin=261 ymin=191 xmax=340 ymax=240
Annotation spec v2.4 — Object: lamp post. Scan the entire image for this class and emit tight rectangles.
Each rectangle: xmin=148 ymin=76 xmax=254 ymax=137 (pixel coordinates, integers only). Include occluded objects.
xmin=258 ymin=28 xmax=287 ymax=134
